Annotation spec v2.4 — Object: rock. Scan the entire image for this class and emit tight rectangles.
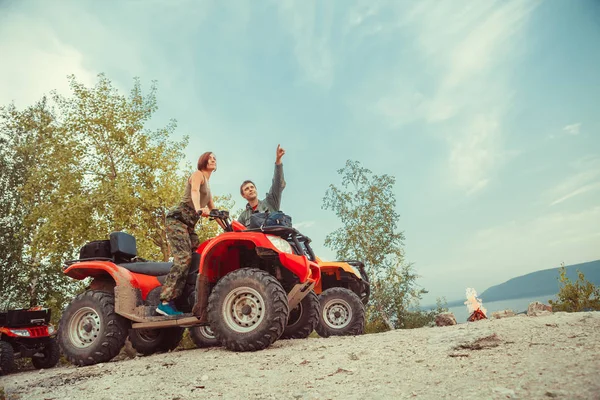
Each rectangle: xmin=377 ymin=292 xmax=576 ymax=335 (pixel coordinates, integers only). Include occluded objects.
xmin=435 ymin=312 xmax=457 ymax=326
xmin=527 ymin=301 xmax=553 ymax=317
xmin=201 ymin=374 xmax=209 ymax=381
xmin=492 ymin=309 xmax=516 ymax=319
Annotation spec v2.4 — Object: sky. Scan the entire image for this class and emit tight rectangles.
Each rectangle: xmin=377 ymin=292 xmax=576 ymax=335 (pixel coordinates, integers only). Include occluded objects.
xmin=1 ymin=0 xmax=599 ymax=304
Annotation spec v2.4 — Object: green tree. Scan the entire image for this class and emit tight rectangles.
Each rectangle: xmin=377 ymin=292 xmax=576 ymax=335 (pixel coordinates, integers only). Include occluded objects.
xmin=0 ymin=98 xmax=83 ymax=312
xmin=322 ymin=160 xmax=433 ymax=330
xmin=1 ymin=73 xmax=232 ymax=316
xmin=46 ymin=74 xmax=190 ymax=262
xmin=549 ymin=264 xmax=600 ymax=312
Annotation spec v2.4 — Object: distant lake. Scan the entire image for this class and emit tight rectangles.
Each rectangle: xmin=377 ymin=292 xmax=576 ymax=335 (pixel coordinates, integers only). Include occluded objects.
xmin=446 ymin=294 xmax=558 ymax=323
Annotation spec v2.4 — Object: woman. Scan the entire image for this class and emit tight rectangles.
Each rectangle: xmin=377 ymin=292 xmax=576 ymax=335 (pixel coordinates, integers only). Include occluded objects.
xmin=157 ymin=151 xmax=216 ymax=316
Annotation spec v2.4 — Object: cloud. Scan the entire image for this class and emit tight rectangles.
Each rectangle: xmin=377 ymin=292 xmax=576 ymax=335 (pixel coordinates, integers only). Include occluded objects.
xmin=448 ymin=114 xmax=501 ymax=194
xmin=0 ymin=12 xmax=97 ymax=107
xmin=358 ymin=1 xmax=540 ymax=195
xmin=550 ymin=183 xmax=600 ymax=206
xmin=563 ymin=123 xmax=581 ymax=136
xmin=272 ymin=0 xmax=335 ymax=88
xmin=294 ymin=220 xmax=316 ymax=230
xmin=546 ymin=156 xmax=600 ymax=206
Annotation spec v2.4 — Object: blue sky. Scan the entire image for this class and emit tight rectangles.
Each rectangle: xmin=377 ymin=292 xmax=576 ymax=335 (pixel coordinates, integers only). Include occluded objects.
xmin=1 ymin=0 xmax=599 ymax=304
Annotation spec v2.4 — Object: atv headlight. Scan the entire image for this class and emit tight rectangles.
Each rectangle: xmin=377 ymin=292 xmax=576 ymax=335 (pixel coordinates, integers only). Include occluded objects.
xmin=266 ymin=235 xmax=293 ymax=254
xmin=47 ymin=324 xmax=56 ymax=335
xmin=9 ymin=329 xmax=31 ymax=337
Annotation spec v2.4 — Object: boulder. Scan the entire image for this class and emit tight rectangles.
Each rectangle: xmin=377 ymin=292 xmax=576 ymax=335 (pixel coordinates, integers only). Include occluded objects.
xmin=435 ymin=312 xmax=457 ymax=326
xmin=527 ymin=301 xmax=553 ymax=317
xmin=492 ymin=309 xmax=516 ymax=319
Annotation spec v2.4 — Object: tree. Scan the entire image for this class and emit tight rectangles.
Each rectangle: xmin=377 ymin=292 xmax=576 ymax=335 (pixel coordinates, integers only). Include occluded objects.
xmin=549 ymin=264 xmax=600 ymax=312
xmin=47 ymin=74 xmax=190 ymax=262
xmin=322 ymin=160 xmax=431 ymax=330
xmin=0 ymin=73 xmax=230 ymax=315
xmin=0 ymin=98 xmax=83 ymax=311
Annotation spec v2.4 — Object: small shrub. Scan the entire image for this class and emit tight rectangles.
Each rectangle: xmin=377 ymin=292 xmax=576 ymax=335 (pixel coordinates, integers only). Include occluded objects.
xmin=548 ymin=264 xmax=600 ymax=312
xmin=176 ymin=329 xmax=196 ymax=351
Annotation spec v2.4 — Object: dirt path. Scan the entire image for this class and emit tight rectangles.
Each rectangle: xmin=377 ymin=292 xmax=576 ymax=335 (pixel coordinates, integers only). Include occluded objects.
xmin=2 ymin=312 xmax=599 ymax=400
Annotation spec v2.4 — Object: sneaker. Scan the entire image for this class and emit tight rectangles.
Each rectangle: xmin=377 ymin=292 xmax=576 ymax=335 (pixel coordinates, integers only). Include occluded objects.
xmin=156 ymin=301 xmax=183 ymax=316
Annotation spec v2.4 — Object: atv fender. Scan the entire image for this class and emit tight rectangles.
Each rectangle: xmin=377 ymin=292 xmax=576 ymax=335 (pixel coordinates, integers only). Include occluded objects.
xmin=63 ymin=261 xmax=157 ymax=322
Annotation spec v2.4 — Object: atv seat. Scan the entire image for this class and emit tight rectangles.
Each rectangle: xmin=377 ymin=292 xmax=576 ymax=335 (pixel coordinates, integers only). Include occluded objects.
xmin=118 ymin=262 xmax=174 ymax=276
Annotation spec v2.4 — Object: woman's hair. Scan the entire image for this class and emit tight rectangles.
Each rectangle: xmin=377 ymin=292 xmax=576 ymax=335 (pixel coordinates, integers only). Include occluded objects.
xmin=197 ymin=152 xmax=216 ymax=171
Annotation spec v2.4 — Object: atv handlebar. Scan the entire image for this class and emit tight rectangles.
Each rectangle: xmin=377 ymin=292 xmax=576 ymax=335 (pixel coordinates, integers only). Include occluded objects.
xmin=208 ymin=209 xmax=233 ymax=232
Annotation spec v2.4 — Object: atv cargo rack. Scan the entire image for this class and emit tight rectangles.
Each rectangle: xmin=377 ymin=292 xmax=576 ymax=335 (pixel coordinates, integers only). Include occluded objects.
xmin=0 ymin=308 xmax=51 ymax=328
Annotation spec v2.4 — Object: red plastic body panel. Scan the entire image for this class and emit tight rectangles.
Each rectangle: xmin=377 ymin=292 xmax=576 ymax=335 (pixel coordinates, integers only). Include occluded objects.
xmin=197 ymin=232 xmax=320 ymax=285
xmin=63 ymin=261 xmax=161 ymax=300
xmin=231 ymin=220 xmax=246 ymax=232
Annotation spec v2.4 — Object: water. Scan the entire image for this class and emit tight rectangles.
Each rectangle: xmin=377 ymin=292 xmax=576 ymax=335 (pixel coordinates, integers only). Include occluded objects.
xmin=447 ymin=294 xmax=558 ymax=323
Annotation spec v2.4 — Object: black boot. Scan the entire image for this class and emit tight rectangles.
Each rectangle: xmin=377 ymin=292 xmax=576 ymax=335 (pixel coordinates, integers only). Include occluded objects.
xmin=192 ymin=274 xmax=210 ymax=324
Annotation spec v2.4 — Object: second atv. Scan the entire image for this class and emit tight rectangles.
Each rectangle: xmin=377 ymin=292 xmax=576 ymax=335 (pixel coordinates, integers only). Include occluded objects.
xmin=313 ymin=257 xmax=369 ymax=337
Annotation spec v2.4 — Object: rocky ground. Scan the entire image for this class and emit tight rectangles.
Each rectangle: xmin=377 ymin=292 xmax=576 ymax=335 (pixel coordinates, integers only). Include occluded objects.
xmin=1 ymin=311 xmax=599 ymax=400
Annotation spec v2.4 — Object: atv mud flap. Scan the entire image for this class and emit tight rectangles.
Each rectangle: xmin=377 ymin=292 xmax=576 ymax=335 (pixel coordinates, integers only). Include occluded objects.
xmin=287 ymin=280 xmax=316 ymax=311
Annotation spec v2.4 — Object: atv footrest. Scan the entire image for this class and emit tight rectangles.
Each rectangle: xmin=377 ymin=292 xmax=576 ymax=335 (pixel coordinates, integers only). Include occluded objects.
xmin=131 ymin=315 xmax=206 ymax=330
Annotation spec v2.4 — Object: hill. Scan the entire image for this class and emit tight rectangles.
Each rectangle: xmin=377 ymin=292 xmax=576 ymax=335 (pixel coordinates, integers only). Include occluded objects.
xmin=440 ymin=260 xmax=600 ymax=308
xmin=479 ymin=260 xmax=600 ymax=302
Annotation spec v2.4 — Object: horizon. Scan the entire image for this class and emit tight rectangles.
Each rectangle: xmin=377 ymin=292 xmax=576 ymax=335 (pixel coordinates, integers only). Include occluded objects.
xmin=1 ymin=1 xmax=599 ymax=304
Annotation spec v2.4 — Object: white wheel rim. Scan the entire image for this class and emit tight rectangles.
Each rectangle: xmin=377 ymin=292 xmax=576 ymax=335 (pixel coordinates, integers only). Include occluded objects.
xmin=323 ymin=298 xmax=352 ymax=329
xmin=222 ymin=286 xmax=265 ymax=333
xmin=68 ymin=307 xmax=101 ymax=349
xmin=200 ymin=325 xmax=215 ymax=339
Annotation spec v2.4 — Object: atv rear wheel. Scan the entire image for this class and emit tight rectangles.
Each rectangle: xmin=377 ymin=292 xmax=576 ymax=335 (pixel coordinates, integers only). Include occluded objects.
xmin=31 ymin=337 xmax=60 ymax=369
xmin=208 ymin=268 xmax=289 ymax=352
xmin=280 ymin=290 xmax=319 ymax=339
xmin=0 ymin=341 xmax=15 ymax=375
xmin=58 ymin=290 xmax=129 ymax=366
xmin=128 ymin=327 xmax=185 ymax=355
xmin=189 ymin=325 xmax=220 ymax=348
xmin=315 ymin=287 xmax=365 ymax=337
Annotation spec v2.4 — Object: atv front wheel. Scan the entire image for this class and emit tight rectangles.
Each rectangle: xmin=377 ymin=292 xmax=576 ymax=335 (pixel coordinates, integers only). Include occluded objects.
xmin=208 ymin=268 xmax=289 ymax=352
xmin=316 ymin=287 xmax=365 ymax=337
xmin=58 ymin=290 xmax=129 ymax=366
xmin=128 ymin=327 xmax=184 ymax=355
xmin=189 ymin=325 xmax=220 ymax=348
xmin=280 ymin=290 xmax=319 ymax=339
xmin=0 ymin=341 xmax=15 ymax=375
xmin=31 ymin=337 xmax=60 ymax=369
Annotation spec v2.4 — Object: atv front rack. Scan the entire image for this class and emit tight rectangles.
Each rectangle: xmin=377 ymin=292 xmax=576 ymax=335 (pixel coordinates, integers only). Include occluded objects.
xmin=0 ymin=308 xmax=51 ymax=327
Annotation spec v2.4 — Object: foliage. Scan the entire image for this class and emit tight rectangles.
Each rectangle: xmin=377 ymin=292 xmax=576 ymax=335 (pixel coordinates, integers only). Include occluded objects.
xmin=0 ymin=73 xmax=230 ymax=314
xmin=0 ymin=98 xmax=83 ymax=313
xmin=323 ymin=160 xmax=439 ymax=330
xmin=549 ymin=264 xmax=600 ymax=312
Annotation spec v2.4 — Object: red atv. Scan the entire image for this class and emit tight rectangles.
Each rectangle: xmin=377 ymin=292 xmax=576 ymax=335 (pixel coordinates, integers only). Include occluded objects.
xmin=58 ymin=210 xmax=321 ymax=366
xmin=0 ymin=307 xmax=60 ymax=375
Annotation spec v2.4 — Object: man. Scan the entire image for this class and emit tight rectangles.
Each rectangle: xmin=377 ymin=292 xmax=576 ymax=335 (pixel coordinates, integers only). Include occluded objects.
xmin=238 ymin=144 xmax=286 ymax=227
